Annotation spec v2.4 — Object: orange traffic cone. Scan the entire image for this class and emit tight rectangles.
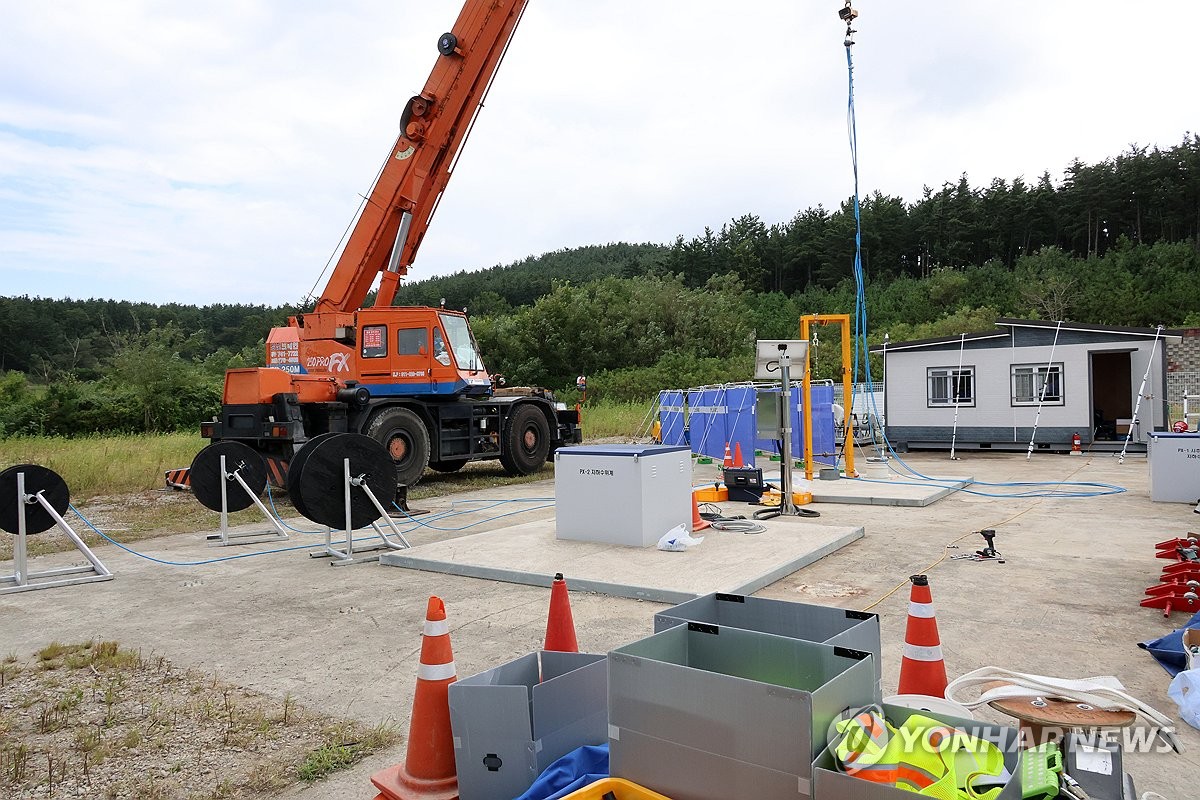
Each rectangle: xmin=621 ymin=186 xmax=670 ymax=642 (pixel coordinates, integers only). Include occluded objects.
xmin=370 ymin=596 xmax=459 ymax=800
xmin=544 ymin=573 xmax=579 ymax=653
xmin=722 ymin=442 xmax=734 ymax=468
xmin=733 ymin=442 xmax=745 ymax=468
xmin=897 ymin=575 xmax=948 ymax=698
xmin=691 ymin=493 xmax=711 ymax=533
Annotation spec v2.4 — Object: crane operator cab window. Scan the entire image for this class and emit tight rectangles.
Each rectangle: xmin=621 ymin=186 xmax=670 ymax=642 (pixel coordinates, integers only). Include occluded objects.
xmin=398 ymin=327 xmax=427 ymax=356
xmin=438 ymin=313 xmax=483 ymax=373
xmin=432 ymin=327 xmax=451 ymax=366
xmin=361 ymin=324 xmax=387 ymax=358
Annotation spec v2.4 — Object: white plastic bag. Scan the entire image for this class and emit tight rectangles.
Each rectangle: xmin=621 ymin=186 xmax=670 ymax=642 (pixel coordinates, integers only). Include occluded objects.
xmin=1168 ymin=669 xmax=1200 ymax=730
xmin=657 ymin=523 xmax=704 ymax=552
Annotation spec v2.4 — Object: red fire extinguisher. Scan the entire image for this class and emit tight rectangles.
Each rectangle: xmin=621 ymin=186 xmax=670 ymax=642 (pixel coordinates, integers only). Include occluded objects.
xmin=1071 ymin=432 xmax=1081 ymax=452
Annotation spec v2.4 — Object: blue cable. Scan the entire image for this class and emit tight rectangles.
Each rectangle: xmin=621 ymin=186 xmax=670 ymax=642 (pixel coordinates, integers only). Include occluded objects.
xmin=70 ymin=504 xmax=335 ymax=566
xmin=391 ymin=501 xmax=554 ymax=531
xmin=840 ymin=40 xmax=1125 ymax=500
xmin=70 ymin=494 xmax=558 ymax=567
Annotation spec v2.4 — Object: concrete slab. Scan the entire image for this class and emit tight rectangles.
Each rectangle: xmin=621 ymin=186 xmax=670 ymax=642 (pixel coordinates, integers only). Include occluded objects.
xmin=380 ymin=516 xmax=865 ymax=603
xmin=693 ymin=459 xmax=972 ymax=507
xmin=792 ymin=472 xmax=972 ymax=507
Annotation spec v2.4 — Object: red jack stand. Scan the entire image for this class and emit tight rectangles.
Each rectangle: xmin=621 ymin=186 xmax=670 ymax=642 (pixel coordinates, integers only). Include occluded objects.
xmin=1141 ymin=579 xmax=1200 ymax=617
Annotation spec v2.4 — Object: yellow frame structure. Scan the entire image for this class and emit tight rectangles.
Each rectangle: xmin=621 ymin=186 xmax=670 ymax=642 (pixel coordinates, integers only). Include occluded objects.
xmin=800 ymin=314 xmax=857 ymax=480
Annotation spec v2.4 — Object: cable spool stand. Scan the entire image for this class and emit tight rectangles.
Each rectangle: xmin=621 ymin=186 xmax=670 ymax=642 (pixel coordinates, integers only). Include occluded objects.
xmin=190 ymin=442 xmax=290 ymax=546
xmin=0 ymin=464 xmax=113 ymax=595
xmin=287 ymin=433 xmax=410 ymax=566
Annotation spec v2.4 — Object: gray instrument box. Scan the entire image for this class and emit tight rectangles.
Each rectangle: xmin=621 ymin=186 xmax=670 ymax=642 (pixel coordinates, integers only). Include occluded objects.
xmin=608 ymin=623 xmax=875 ymax=800
xmin=449 ymin=651 xmax=607 ymax=800
xmin=653 ymin=592 xmax=883 ymax=700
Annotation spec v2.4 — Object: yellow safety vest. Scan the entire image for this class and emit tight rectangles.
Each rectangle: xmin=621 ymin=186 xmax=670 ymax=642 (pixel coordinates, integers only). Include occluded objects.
xmin=833 ymin=707 xmax=1008 ymax=800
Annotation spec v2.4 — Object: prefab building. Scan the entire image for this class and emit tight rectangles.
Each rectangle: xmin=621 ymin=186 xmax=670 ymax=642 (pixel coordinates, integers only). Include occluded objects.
xmin=877 ymin=319 xmax=1182 ymax=452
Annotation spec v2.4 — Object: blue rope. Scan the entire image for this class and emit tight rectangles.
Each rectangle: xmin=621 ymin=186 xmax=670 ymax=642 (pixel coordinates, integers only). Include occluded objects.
xmin=840 ymin=35 xmax=1124 ymax=499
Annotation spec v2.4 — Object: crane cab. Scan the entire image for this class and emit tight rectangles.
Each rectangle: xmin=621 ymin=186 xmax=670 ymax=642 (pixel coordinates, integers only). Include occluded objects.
xmin=353 ymin=307 xmax=493 ymax=398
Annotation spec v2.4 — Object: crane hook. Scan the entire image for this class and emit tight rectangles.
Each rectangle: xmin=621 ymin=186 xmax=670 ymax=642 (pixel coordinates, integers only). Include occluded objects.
xmin=839 ymin=2 xmax=859 ymax=46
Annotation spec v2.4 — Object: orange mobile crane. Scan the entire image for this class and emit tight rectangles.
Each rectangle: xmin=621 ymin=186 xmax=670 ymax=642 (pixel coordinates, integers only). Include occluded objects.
xmin=200 ymin=0 xmax=580 ymax=488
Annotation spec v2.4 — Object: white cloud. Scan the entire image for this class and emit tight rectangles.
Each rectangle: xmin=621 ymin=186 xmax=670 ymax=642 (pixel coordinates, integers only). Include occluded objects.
xmin=1 ymin=0 xmax=1196 ymax=304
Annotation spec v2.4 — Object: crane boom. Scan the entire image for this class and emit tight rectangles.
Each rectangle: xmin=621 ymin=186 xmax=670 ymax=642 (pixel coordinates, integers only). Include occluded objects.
xmin=315 ymin=0 xmax=528 ymax=314
xmin=195 ymin=0 xmax=580 ymax=496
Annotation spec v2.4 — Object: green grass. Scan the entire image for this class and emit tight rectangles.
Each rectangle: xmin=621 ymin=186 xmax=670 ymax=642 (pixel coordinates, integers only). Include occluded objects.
xmin=296 ymin=722 xmax=400 ymax=782
xmin=579 ymin=398 xmax=656 ymax=439
xmin=0 ymin=432 xmax=203 ymax=498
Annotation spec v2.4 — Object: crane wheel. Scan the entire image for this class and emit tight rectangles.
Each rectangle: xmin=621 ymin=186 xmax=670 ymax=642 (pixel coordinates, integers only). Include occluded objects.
xmin=366 ymin=407 xmax=430 ymax=488
xmin=499 ymin=405 xmax=550 ymax=476
xmin=437 ymin=32 xmax=458 ymax=56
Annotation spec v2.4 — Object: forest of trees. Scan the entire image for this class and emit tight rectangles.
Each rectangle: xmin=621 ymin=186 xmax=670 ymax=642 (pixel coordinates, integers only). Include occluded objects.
xmin=2 ymin=135 xmax=1198 ymax=436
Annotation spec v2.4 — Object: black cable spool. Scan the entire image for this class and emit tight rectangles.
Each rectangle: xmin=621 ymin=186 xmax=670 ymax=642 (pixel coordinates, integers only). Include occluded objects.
xmin=288 ymin=433 xmax=397 ymax=529
xmin=285 ymin=432 xmax=341 ymax=521
xmin=0 ymin=464 xmax=70 ymax=535
xmin=190 ymin=442 xmax=268 ymax=513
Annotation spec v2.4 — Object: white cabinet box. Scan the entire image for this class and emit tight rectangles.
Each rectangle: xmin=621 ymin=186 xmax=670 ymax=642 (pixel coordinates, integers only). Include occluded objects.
xmin=554 ymin=445 xmax=692 ymax=547
xmin=1148 ymin=432 xmax=1200 ymax=503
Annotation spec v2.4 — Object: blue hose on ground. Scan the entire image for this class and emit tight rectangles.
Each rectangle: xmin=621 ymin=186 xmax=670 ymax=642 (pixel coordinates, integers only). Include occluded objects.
xmin=69 ymin=494 xmax=557 ymax=567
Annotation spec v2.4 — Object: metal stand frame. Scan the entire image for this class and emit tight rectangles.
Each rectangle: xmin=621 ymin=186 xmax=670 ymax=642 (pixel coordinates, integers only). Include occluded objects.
xmin=1 ymin=470 xmax=113 ymax=595
xmin=800 ymin=314 xmax=857 ymax=480
xmin=310 ymin=458 xmax=411 ymax=566
xmin=777 ymin=348 xmax=799 ymax=516
xmin=206 ymin=455 xmax=290 ymax=547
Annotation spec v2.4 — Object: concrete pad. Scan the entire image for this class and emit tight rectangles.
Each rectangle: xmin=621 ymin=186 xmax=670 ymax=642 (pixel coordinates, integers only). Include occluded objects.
xmin=790 ymin=472 xmax=972 ymax=507
xmin=380 ymin=516 xmax=864 ymax=603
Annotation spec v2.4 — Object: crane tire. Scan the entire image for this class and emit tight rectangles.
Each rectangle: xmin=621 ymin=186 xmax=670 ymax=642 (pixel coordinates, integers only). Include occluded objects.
xmin=499 ymin=404 xmax=550 ymax=476
xmin=365 ymin=407 xmax=430 ymax=488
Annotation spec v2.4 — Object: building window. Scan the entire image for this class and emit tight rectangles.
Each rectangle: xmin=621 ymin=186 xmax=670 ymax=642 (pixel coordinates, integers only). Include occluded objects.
xmin=361 ymin=324 xmax=387 ymax=358
xmin=1011 ymin=363 xmax=1064 ymax=406
xmin=927 ymin=367 xmax=975 ymax=407
xmin=397 ymin=327 xmax=427 ymax=356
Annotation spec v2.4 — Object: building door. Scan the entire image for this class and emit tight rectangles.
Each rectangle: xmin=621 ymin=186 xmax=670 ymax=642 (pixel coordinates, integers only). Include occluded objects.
xmin=1090 ymin=351 xmax=1132 ymax=441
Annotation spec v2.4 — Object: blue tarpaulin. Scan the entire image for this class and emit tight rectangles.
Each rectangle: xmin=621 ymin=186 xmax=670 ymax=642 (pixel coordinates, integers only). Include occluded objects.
xmin=724 ymin=386 xmax=758 ymax=466
xmin=657 ymin=390 xmax=687 ymax=446
xmin=512 ymin=744 xmax=608 ymax=800
xmin=754 ymin=385 xmax=837 ymax=467
xmin=687 ymin=388 xmax=727 ymax=460
xmin=1139 ymin=610 xmax=1200 ymax=676
xmin=662 ymin=384 xmax=839 ymax=467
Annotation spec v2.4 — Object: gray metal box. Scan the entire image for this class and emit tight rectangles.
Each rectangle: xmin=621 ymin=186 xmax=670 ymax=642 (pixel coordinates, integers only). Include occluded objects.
xmin=812 ymin=703 xmax=1024 ymax=800
xmin=449 ymin=651 xmax=607 ymax=800
xmin=1148 ymin=432 xmax=1200 ymax=502
xmin=608 ymin=623 xmax=875 ymax=800
xmin=653 ymin=592 xmax=883 ymax=701
xmin=555 ymin=445 xmax=692 ymax=547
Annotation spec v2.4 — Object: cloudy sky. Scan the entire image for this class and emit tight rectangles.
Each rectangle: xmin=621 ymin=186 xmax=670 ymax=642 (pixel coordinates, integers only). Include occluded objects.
xmin=2 ymin=1 xmax=1196 ymax=305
